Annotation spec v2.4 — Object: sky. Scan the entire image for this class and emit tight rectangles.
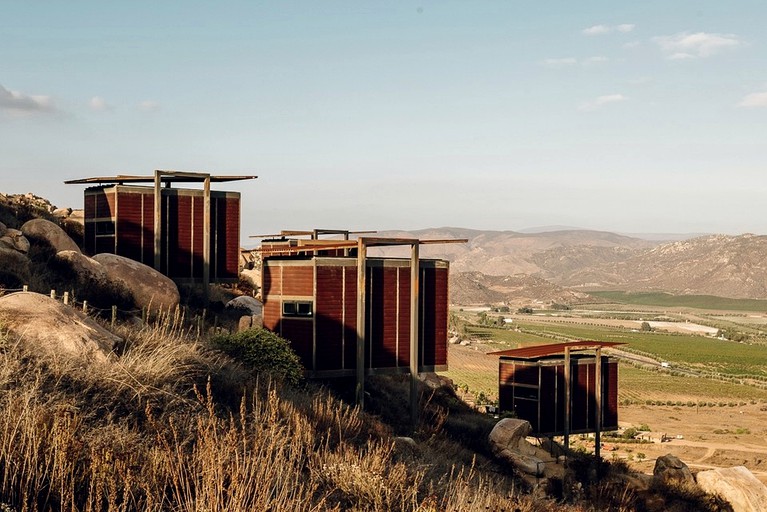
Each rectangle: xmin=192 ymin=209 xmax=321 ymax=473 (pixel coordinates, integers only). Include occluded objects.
xmin=1 ymin=1 xmax=766 ymax=243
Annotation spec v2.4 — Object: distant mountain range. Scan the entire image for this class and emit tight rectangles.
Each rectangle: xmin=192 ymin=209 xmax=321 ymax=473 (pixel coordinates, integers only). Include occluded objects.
xmin=374 ymin=228 xmax=767 ymax=304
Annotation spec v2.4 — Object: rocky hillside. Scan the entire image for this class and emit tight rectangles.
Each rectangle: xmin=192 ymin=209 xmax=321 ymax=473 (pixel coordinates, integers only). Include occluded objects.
xmin=449 ymin=271 xmax=595 ymax=306
xmin=603 ymin=234 xmax=767 ymax=298
xmin=380 ymin=228 xmax=767 ymax=300
xmin=376 ymin=227 xmax=655 ymax=276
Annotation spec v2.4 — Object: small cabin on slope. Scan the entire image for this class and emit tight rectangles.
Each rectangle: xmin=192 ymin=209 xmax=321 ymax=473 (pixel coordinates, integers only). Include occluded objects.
xmin=489 ymin=342 xmax=622 ymax=438
xmin=262 ymin=255 xmax=448 ymax=376
xmin=66 ymin=171 xmax=256 ymax=282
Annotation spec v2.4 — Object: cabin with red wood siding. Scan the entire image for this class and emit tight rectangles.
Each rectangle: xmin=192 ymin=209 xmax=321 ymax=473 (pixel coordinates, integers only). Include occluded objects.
xmin=82 ymin=184 xmax=241 ymax=281
xmin=262 ymin=255 xmax=449 ymax=377
xmin=489 ymin=342 xmax=621 ymax=437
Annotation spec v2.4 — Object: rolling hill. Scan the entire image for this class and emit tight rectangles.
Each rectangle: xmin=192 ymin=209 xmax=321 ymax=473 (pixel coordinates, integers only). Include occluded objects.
xmin=376 ymin=228 xmax=767 ymax=303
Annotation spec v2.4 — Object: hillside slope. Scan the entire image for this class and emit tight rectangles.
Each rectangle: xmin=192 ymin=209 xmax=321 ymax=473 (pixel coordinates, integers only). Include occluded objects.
xmin=379 ymin=228 xmax=767 ymax=299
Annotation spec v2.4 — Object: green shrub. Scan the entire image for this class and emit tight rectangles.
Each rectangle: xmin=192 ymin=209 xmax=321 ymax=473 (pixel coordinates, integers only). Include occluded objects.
xmin=211 ymin=328 xmax=304 ymax=385
xmin=622 ymin=427 xmax=638 ymax=439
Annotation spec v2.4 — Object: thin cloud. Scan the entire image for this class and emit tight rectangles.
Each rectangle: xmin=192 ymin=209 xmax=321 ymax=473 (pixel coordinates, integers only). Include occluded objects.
xmin=578 ymin=94 xmax=627 ymax=112
xmin=583 ymin=56 xmax=609 ymax=65
xmin=738 ymin=91 xmax=767 ymax=108
xmin=89 ymin=96 xmax=112 ymax=111
xmin=541 ymin=56 xmax=608 ymax=68
xmin=138 ymin=100 xmax=161 ymax=111
xmin=0 ymin=84 xmax=55 ymax=116
xmin=653 ymin=32 xmax=743 ymax=59
xmin=541 ymin=57 xmax=578 ymax=68
xmin=583 ymin=24 xmax=634 ymax=36
xmin=623 ymin=41 xmax=641 ymax=49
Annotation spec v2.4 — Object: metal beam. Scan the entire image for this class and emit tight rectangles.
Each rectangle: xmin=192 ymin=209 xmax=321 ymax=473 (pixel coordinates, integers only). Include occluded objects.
xmin=153 ymin=171 xmax=162 ymax=271
xmin=564 ymin=346 xmax=571 ymax=454
xmin=64 ymin=174 xmax=257 ymax=185
xmin=410 ymin=242 xmax=420 ymax=429
xmin=355 ymin=239 xmax=367 ymax=408
xmin=595 ymin=347 xmax=602 ymax=460
xmin=202 ymin=175 xmax=211 ymax=302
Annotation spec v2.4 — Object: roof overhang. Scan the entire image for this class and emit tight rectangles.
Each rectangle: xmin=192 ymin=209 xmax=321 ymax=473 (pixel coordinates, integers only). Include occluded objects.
xmin=65 ymin=171 xmax=257 ymax=185
xmin=488 ymin=341 xmax=626 ymax=359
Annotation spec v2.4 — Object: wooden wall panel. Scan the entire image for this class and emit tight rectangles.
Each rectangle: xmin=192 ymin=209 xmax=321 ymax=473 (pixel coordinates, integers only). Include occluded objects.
xmin=539 ymin=365 xmax=558 ymax=434
xmin=141 ymin=194 xmax=154 ymax=265
xmin=192 ymin=196 xmax=204 ymax=279
xmin=263 ymin=300 xmax=281 ymax=332
xmin=396 ymin=268 xmax=411 ymax=368
xmin=368 ymin=266 xmax=398 ymax=369
xmin=262 ymin=265 xmax=281 ymax=296
xmin=281 ymin=319 xmax=313 ymax=369
xmin=282 ymin=266 xmax=313 ymax=296
xmin=343 ymin=266 xmax=357 ymax=370
xmin=316 ymin=266 xmax=344 ymax=371
xmin=222 ymin=196 xmax=240 ymax=279
xmin=116 ymin=192 xmax=144 ymax=262
xmin=604 ymin=361 xmax=619 ymax=429
xmin=431 ymin=267 xmax=448 ymax=367
xmin=175 ymin=195 xmax=193 ymax=279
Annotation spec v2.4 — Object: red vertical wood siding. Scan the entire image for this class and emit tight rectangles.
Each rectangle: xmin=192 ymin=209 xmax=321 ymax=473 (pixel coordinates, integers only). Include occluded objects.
xmin=315 ymin=266 xmax=344 ymax=371
xmin=116 ymin=192 xmax=144 ymax=262
xmin=498 ymin=358 xmax=618 ymax=436
xmin=420 ymin=266 xmax=448 ymax=367
xmin=262 ymin=257 xmax=448 ymax=377
xmin=396 ymin=268 xmax=411 ymax=367
xmin=141 ymin=194 xmax=154 ymax=265
xmin=281 ymin=319 xmax=313 ymax=369
xmin=262 ymin=265 xmax=282 ymax=296
xmin=83 ymin=193 xmax=96 ymax=254
xmin=603 ymin=361 xmax=618 ymax=428
xmin=343 ymin=266 xmax=357 ymax=369
xmin=219 ymin=196 xmax=240 ymax=279
xmin=262 ymin=300 xmax=281 ymax=332
xmin=282 ymin=266 xmax=313 ymax=296
xmin=81 ymin=185 xmax=240 ymax=281
xmin=84 ymin=188 xmax=117 ymax=255
xmin=175 ymin=195 xmax=193 ymax=278
xmin=368 ymin=267 xmax=398 ymax=369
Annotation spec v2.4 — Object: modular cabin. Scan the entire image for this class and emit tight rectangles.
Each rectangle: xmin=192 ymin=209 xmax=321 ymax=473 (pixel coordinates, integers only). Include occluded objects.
xmin=66 ymin=171 xmax=256 ymax=283
xmin=489 ymin=342 xmax=622 ymax=438
xmin=258 ymin=234 xmax=463 ymax=384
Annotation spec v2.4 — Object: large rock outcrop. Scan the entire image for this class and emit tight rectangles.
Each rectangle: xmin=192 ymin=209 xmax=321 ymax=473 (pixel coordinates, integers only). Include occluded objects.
xmin=21 ymin=218 xmax=80 ymax=253
xmin=92 ymin=253 xmax=180 ymax=312
xmin=0 ymin=228 xmax=30 ymax=254
xmin=0 ymin=292 xmax=119 ymax=362
xmin=696 ymin=466 xmax=767 ymax=512
xmin=56 ymin=250 xmax=109 ymax=285
xmin=653 ymin=454 xmax=694 ymax=485
xmin=488 ymin=418 xmax=548 ymax=476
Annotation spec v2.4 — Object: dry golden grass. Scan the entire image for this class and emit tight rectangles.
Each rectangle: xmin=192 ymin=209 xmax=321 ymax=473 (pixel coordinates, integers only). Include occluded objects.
xmin=0 ymin=311 xmax=581 ymax=512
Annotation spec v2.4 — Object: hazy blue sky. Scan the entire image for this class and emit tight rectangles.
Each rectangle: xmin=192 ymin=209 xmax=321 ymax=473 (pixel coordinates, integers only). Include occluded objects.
xmin=1 ymin=1 xmax=765 ymax=241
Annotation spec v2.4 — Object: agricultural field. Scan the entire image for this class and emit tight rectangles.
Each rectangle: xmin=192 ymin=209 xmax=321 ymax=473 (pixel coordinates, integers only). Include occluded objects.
xmin=512 ymin=319 xmax=767 ymax=378
xmin=587 ymin=291 xmax=767 ymax=312
xmin=445 ymin=309 xmax=767 ymax=403
xmin=443 ymin=311 xmax=767 ymax=481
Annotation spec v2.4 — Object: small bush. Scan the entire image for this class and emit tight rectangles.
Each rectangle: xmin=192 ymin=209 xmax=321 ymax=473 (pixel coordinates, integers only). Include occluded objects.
xmin=622 ymin=427 xmax=638 ymax=439
xmin=212 ymin=328 xmax=304 ymax=385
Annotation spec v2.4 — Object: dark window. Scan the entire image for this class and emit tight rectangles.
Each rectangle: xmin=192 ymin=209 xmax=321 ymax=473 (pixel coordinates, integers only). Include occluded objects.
xmin=95 ymin=221 xmax=116 ymax=236
xmin=513 ymin=385 xmax=538 ymax=401
xmin=283 ymin=301 xmax=313 ymax=317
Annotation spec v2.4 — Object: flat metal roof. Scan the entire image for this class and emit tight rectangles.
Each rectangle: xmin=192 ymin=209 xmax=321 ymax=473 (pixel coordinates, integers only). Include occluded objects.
xmin=258 ymin=237 xmax=467 ymax=255
xmin=488 ymin=341 xmax=626 ymax=359
xmin=64 ymin=174 xmax=257 ymax=185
